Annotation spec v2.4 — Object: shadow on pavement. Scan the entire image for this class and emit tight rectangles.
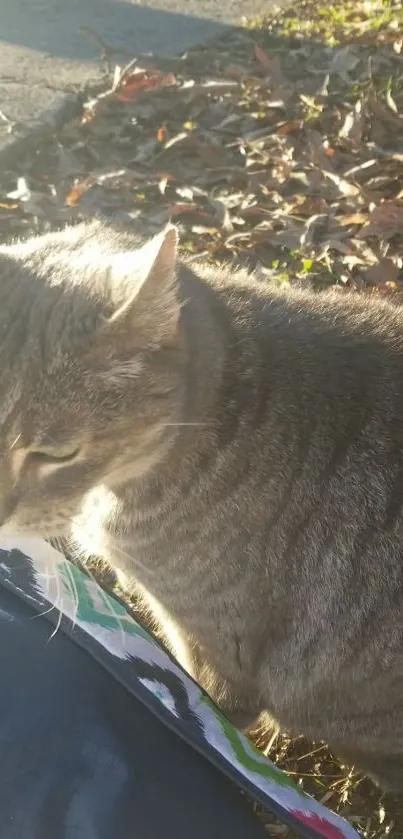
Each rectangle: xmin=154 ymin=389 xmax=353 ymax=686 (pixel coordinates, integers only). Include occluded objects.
xmin=0 ymin=0 xmax=232 ymax=62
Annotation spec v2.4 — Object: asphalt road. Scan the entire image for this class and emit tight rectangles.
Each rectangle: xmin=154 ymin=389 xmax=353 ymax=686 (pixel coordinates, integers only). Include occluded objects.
xmin=0 ymin=0 xmax=268 ymax=163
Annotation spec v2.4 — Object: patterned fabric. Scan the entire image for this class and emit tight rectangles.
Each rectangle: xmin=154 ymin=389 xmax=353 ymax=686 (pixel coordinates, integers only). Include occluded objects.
xmin=0 ymin=536 xmax=362 ymax=839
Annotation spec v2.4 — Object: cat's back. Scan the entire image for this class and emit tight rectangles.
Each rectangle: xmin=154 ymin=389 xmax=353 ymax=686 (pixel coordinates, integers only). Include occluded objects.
xmin=192 ymin=261 xmax=403 ymax=357
xmin=183 ymin=265 xmax=403 ymax=431
xmin=182 ymin=271 xmax=403 ymax=707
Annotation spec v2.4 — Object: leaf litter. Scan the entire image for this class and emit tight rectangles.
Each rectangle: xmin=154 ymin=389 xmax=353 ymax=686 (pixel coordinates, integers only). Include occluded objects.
xmin=1 ymin=0 xmax=403 ymax=835
xmin=0 ymin=0 xmax=401 ymax=299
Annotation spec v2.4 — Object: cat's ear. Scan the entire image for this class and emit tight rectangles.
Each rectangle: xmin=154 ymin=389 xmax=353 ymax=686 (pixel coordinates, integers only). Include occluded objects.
xmin=107 ymin=225 xmax=179 ymax=346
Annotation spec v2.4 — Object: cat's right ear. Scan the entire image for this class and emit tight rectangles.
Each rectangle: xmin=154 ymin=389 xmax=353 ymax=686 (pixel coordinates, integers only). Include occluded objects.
xmin=105 ymin=225 xmax=180 ymax=348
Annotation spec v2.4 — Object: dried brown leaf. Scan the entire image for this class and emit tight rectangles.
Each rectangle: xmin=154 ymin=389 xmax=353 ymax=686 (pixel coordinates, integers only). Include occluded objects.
xmin=338 ymin=213 xmax=369 ymax=227
xmin=277 ymin=120 xmax=303 ymax=136
xmin=362 ymin=258 xmax=400 ymax=287
xmin=65 ymin=176 xmax=96 ymax=206
xmin=254 ymin=43 xmax=273 ymax=73
xmin=115 ymin=69 xmax=176 ymax=102
xmin=357 ymin=201 xmax=403 ymax=239
xmin=157 ymin=125 xmax=167 ymax=143
xmin=253 ymin=44 xmax=283 ymax=86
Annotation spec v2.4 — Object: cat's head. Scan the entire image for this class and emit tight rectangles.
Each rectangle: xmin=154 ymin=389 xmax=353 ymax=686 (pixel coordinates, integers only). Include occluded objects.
xmin=0 ymin=220 xmax=183 ymax=538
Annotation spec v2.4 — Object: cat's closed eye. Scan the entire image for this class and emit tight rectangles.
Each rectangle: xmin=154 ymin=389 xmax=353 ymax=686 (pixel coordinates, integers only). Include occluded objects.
xmin=27 ymin=443 xmax=81 ymax=466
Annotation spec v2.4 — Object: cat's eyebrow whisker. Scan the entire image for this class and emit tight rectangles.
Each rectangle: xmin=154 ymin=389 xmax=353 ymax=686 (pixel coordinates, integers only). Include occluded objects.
xmin=9 ymin=433 xmax=21 ymax=451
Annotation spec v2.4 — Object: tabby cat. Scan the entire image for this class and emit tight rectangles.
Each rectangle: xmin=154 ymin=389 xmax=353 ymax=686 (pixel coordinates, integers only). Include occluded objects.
xmin=0 ymin=219 xmax=403 ymax=791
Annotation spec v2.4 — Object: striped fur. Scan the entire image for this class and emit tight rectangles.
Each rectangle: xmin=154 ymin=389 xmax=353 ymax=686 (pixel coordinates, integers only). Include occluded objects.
xmin=1 ymin=221 xmax=403 ymax=789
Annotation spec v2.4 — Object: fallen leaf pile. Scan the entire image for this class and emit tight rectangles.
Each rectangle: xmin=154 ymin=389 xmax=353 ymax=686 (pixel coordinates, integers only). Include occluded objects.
xmin=0 ymin=0 xmax=402 ymax=301
xmin=1 ymin=1 xmax=403 ymax=835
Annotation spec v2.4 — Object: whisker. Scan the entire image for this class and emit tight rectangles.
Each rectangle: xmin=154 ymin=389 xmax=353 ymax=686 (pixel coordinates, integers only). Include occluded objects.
xmin=34 ymin=556 xmax=64 ymax=642
xmin=49 ymin=605 xmax=63 ymax=641
xmin=67 ymin=534 xmax=132 ymax=646
xmin=112 ymin=542 xmax=157 ymax=578
xmin=62 ymin=550 xmax=80 ymax=630
xmin=47 ymin=555 xmax=62 ymax=641
xmin=162 ymin=422 xmax=209 ymax=427
xmin=70 ymin=532 xmax=154 ymax=580
xmin=32 ymin=601 xmax=57 ymax=621
xmin=83 ymin=561 xmax=128 ymax=650
xmin=9 ymin=433 xmax=21 ymax=451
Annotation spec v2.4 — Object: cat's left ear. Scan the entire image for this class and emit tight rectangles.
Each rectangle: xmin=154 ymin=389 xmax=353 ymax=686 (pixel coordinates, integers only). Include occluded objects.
xmin=108 ymin=225 xmax=179 ymax=346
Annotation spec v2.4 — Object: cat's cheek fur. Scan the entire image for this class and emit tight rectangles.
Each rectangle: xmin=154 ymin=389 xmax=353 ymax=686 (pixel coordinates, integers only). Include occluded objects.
xmin=71 ymin=486 xmax=120 ymax=559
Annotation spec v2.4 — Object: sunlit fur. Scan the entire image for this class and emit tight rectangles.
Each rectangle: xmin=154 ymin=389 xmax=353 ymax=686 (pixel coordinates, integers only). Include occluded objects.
xmin=2 ymin=220 xmax=403 ymax=791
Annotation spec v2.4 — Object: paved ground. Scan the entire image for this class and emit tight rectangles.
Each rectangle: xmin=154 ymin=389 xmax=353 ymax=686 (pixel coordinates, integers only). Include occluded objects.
xmin=0 ymin=0 xmax=268 ymax=165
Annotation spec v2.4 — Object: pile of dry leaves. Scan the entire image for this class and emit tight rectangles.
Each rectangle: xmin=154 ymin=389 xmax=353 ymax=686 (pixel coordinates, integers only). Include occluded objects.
xmin=0 ymin=0 xmax=402 ymax=300
xmin=1 ymin=0 xmax=403 ymax=835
